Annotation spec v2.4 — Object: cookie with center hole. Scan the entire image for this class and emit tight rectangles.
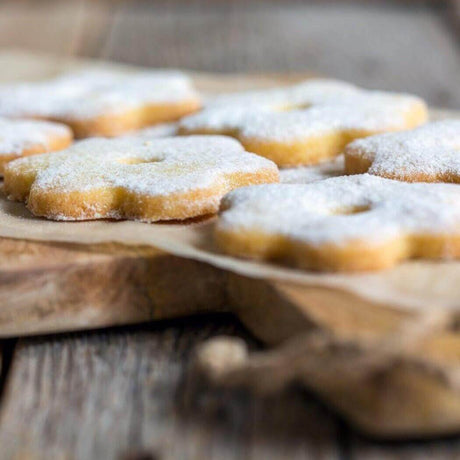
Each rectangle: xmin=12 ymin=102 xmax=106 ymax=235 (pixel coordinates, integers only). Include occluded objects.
xmin=0 ymin=117 xmax=72 ymax=175
xmin=344 ymin=120 xmax=460 ymax=183
xmin=215 ymin=174 xmax=460 ymax=271
xmin=180 ymin=79 xmax=427 ymax=167
xmin=4 ymin=136 xmax=279 ymax=222
xmin=0 ymin=69 xmax=201 ymax=138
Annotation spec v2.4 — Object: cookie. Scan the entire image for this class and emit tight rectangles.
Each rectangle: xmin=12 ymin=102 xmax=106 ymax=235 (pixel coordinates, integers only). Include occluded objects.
xmin=0 ymin=117 xmax=72 ymax=175
xmin=4 ymin=136 xmax=278 ymax=222
xmin=0 ymin=69 xmax=201 ymax=138
xmin=215 ymin=174 xmax=460 ymax=271
xmin=344 ymin=120 xmax=460 ymax=183
xmin=180 ymin=79 xmax=427 ymax=167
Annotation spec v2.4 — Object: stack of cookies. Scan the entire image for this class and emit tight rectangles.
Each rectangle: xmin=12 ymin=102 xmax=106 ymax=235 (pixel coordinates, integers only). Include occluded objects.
xmin=0 ymin=69 xmax=458 ymax=271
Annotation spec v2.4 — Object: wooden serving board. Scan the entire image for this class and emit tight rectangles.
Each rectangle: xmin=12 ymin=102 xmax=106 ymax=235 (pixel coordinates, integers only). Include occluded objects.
xmin=1 ymin=50 xmax=459 ymax=439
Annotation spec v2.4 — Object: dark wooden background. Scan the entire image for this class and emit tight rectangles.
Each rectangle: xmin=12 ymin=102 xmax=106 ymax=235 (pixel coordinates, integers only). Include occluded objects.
xmin=0 ymin=0 xmax=459 ymax=458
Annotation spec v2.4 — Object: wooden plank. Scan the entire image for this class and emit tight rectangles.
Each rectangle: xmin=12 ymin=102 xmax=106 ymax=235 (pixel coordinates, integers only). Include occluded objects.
xmin=0 ymin=0 xmax=115 ymax=58
xmin=105 ymin=2 xmax=460 ymax=108
xmin=0 ymin=1 xmax=457 ymax=109
xmin=450 ymin=0 xmax=460 ymax=34
xmin=0 ymin=238 xmax=228 ymax=337
xmin=0 ymin=316 xmax=341 ymax=460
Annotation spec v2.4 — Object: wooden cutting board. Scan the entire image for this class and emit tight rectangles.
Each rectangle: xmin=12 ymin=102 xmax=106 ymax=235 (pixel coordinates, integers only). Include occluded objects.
xmin=1 ymin=50 xmax=459 ymax=439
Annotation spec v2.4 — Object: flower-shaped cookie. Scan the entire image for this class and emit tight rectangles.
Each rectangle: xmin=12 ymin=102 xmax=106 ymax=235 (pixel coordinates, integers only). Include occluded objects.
xmin=344 ymin=120 xmax=460 ymax=183
xmin=4 ymin=136 xmax=278 ymax=222
xmin=0 ymin=70 xmax=201 ymax=138
xmin=180 ymin=79 xmax=427 ymax=166
xmin=215 ymin=174 xmax=460 ymax=271
xmin=0 ymin=117 xmax=72 ymax=174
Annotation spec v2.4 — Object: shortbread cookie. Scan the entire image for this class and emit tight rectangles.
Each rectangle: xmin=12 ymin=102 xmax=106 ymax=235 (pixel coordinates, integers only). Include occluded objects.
xmin=0 ymin=118 xmax=72 ymax=174
xmin=180 ymin=79 xmax=427 ymax=166
xmin=215 ymin=174 xmax=460 ymax=271
xmin=0 ymin=70 xmax=201 ymax=138
xmin=345 ymin=120 xmax=460 ymax=183
xmin=4 ymin=136 xmax=278 ymax=222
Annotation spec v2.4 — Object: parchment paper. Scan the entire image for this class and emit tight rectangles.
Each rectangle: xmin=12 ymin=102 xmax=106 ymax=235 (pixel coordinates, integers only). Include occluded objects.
xmin=0 ymin=50 xmax=459 ymax=314
xmin=1 ymin=192 xmax=459 ymax=313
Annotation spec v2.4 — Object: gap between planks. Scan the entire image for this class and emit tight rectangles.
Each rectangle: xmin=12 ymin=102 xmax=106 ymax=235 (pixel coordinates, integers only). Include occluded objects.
xmin=0 ymin=339 xmax=16 ymax=403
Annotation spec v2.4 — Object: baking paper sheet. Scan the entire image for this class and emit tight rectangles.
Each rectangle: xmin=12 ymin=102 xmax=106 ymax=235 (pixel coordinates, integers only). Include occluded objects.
xmin=1 ymin=191 xmax=459 ymax=313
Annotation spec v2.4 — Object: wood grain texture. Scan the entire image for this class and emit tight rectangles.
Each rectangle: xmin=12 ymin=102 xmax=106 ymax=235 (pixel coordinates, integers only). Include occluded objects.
xmin=0 ymin=1 xmax=458 ymax=108
xmin=105 ymin=1 xmax=460 ymax=108
xmin=0 ymin=317 xmax=340 ymax=460
xmin=0 ymin=238 xmax=227 ymax=336
xmin=0 ymin=1 xmax=115 ymax=58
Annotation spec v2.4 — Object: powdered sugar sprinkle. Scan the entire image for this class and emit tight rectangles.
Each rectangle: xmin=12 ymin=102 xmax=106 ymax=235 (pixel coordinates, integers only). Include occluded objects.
xmin=0 ymin=69 xmax=200 ymax=120
xmin=181 ymin=79 xmax=426 ymax=142
xmin=345 ymin=120 xmax=460 ymax=180
xmin=7 ymin=135 xmax=278 ymax=196
xmin=218 ymin=174 xmax=460 ymax=247
xmin=0 ymin=117 xmax=71 ymax=156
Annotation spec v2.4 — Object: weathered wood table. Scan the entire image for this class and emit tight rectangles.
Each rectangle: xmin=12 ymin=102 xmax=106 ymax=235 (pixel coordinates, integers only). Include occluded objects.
xmin=0 ymin=1 xmax=459 ymax=458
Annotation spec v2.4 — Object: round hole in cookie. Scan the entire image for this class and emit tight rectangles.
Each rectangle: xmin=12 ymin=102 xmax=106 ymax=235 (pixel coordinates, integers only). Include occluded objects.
xmin=332 ymin=204 xmax=371 ymax=215
xmin=291 ymin=103 xmax=313 ymax=110
xmin=116 ymin=158 xmax=163 ymax=165
xmin=277 ymin=102 xmax=312 ymax=112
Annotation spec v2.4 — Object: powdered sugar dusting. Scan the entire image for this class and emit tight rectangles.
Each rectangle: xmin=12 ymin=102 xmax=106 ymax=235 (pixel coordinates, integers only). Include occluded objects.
xmin=218 ymin=174 xmax=460 ymax=247
xmin=205 ymin=79 xmax=358 ymax=109
xmin=181 ymin=79 xmax=426 ymax=141
xmin=7 ymin=135 xmax=278 ymax=196
xmin=0 ymin=69 xmax=200 ymax=120
xmin=345 ymin=120 xmax=460 ymax=180
xmin=0 ymin=117 xmax=71 ymax=156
